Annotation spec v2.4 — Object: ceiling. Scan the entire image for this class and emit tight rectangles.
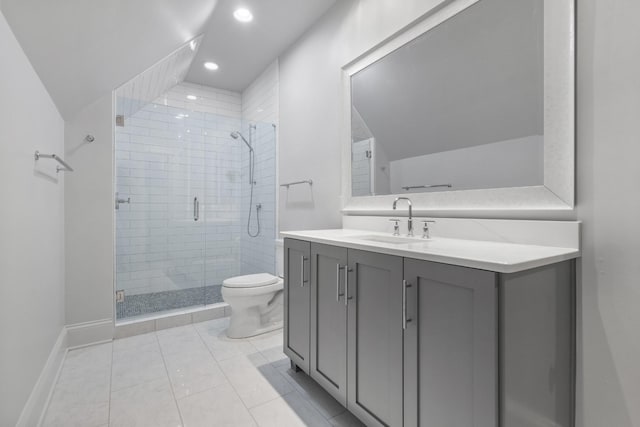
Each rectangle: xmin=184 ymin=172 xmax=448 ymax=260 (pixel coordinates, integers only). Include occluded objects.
xmin=186 ymin=0 xmax=336 ymax=91
xmin=1 ymin=0 xmax=336 ymax=120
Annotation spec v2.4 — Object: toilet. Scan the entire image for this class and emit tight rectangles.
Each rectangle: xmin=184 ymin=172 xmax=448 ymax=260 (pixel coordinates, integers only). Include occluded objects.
xmin=221 ymin=240 xmax=284 ymax=338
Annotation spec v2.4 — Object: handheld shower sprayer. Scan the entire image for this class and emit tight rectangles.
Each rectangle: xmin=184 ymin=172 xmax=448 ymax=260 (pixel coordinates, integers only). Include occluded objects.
xmin=230 ymin=131 xmax=253 ymax=152
xmin=231 ymin=128 xmax=260 ymax=237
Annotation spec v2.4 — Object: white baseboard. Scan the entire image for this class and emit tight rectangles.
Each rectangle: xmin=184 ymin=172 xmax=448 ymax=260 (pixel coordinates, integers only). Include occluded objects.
xmin=15 ymin=328 xmax=68 ymax=427
xmin=66 ymin=319 xmax=114 ymax=349
xmin=15 ymin=319 xmax=115 ymax=426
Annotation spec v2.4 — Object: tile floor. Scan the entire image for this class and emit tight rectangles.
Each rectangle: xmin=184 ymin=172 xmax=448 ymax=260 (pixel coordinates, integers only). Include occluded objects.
xmin=42 ymin=317 xmax=365 ymax=427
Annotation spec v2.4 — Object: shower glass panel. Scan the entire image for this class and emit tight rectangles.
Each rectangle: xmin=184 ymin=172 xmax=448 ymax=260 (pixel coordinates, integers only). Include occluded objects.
xmin=115 ymin=103 xmax=209 ymax=319
xmin=115 ymin=83 xmax=276 ymax=321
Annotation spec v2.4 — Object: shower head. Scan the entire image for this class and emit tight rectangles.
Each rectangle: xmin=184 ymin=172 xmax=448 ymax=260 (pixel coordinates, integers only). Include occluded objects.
xmin=230 ymin=131 xmax=253 ymax=152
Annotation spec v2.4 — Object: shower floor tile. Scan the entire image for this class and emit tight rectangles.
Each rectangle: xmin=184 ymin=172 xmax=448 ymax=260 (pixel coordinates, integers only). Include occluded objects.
xmin=42 ymin=319 xmax=365 ymax=427
xmin=116 ymin=284 xmax=224 ymax=319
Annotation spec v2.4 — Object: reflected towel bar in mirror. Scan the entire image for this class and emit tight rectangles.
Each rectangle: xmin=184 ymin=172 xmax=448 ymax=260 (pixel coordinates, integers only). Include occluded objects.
xmin=280 ymin=179 xmax=313 ymax=189
xmin=401 ymin=184 xmax=452 ymax=191
xmin=34 ymin=151 xmax=74 ymax=173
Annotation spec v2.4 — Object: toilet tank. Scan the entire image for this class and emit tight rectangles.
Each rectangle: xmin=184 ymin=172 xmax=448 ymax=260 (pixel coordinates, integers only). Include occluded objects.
xmin=275 ymin=239 xmax=284 ymax=278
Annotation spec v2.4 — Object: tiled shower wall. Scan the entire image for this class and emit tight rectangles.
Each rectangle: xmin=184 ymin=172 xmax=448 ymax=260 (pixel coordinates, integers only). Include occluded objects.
xmin=116 ymin=82 xmax=244 ymax=296
xmin=240 ymin=61 xmax=279 ymax=276
xmin=351 ymin=139 xmax=371 ymax=197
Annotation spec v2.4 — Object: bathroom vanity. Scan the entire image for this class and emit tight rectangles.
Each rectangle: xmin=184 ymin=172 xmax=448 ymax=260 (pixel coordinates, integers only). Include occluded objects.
xmin=282 ymin=224 xmax=579 ymax=427
xmin=282 ymin=0 xmax=579 ymax=424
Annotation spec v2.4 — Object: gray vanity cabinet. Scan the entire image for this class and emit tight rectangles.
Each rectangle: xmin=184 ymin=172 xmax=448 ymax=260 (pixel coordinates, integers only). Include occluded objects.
xmin=403 ymin=259 xmax=498 ymax=427
xmin=309 ymin=244 xmax=404 ymax=425
xmin=283 ymin=238 xmax=311 ymax=373
xmin=309 ymin=243 xmax=349 ymax=405
xmin=284 ymin=236 xmax=575 ymax=427
xmin=500 ymin=262 xmax=574 ymax=427
xmin=346 ymin=249 xmax=404 ymax=427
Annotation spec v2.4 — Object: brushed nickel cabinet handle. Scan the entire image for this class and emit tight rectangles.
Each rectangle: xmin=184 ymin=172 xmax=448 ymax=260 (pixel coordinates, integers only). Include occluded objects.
xmin=301 ymin=256 xmax=308 ymax=287
xmin=403 ymin=279 xmax=412 ymax=330
xmin=344 ymin=267 xmax=353 ymax=306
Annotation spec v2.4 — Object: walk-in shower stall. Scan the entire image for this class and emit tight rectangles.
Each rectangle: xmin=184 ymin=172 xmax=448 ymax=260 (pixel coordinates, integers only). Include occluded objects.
xmin=114 ymin=72 xmax=276 ymax=320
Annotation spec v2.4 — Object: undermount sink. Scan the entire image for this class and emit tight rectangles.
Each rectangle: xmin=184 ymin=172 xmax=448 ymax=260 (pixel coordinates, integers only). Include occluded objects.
xmin=354 ymin=235 xmax=421 ymax=245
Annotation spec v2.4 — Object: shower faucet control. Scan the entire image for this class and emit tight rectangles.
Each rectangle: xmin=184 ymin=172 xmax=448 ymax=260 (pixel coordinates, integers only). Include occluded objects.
xmin=115 ymin=193 xmax=130 ymax=210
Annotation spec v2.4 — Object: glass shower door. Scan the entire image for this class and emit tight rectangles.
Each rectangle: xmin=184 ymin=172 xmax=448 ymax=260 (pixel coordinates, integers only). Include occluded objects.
xmin=115 ymin=104 xmax=206 ymax=320
xmin=165 ymin=107 xmax=207 ymax=312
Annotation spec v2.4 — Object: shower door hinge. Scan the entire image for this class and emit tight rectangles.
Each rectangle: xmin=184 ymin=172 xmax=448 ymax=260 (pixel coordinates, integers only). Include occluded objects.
xmin=116 ymin=115 xmax=125 ymax=127
xmin=115 ymin=290 xmax=125 ymax=303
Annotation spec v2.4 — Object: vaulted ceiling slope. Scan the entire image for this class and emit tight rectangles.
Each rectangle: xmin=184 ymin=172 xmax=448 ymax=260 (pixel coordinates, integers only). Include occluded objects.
xmin=1 ymin=0 xmax=336 ymax=120
xmin=1 ymin=0 xmax=218 ymax=120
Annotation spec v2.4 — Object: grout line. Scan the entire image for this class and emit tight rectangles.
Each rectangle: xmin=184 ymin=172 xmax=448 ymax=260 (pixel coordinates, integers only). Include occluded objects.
xmin=155 ymin=330 xmax=185 ymax=426
xmin=193 ymin=319 xmax=260 ymax=415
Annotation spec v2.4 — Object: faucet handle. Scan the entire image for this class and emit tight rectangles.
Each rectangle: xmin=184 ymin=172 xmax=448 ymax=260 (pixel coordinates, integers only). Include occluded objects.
xmin=421 ymin=220 xmax=436 ymax=239
xmin=389 ymin=218 xmax=401 ymax=236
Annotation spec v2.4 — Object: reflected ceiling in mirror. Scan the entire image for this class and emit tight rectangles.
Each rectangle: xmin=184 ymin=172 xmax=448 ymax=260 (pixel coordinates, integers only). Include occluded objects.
xmin=350 ymin=0 xmax=544 ymax=197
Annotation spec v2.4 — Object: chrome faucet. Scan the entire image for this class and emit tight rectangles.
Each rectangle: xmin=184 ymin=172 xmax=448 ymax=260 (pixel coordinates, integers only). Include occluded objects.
xmin=392 ymin=197 xmax=413 ymax=236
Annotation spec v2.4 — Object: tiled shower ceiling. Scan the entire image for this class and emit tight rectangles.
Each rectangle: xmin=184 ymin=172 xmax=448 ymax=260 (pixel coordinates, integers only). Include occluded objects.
xmin=115 ymin=35 xmax=203 ymax=121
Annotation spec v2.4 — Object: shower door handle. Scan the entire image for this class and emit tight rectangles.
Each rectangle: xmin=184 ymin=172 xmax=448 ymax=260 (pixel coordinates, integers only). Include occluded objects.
xmin=193 ymin=197 xmax=199 ymax=221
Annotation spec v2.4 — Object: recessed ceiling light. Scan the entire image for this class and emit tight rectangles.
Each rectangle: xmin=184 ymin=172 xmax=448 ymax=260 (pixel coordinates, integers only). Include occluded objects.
xmin=233 ymin=8 xmax=253 ymax=22
xmin=204 ymin=62 xmax=219 ymax=71
xmin=186 ymin=95 xmax=197 ymax=100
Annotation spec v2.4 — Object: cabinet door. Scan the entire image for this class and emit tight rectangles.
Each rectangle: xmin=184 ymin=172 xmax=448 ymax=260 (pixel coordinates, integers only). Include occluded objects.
xmin=310 ymin=243 xmax=349 ymax=405
xmin=404 ymin=259 xmax=497 ymax=427
xmin=347 ymin=249 xmax=403 ymax=427
xmin=283 ymin=238 xmax=311 ymax=372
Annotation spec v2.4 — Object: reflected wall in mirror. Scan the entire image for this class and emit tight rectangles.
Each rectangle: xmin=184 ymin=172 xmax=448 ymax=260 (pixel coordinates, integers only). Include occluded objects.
xmin=350 ymin=0 xmax=545 ymax=197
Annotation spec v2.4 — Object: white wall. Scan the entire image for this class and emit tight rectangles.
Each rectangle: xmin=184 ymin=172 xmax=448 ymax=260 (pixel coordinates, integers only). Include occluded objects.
xmin=575 ymin=0 xmax=640 ymax=425
xmin=279 ymin=0 xmax=640 ymax=425
xmin=64 ymin=94 xmax=114 ymax=327
xmin=0 ymin=10 xmax=65 ymax=426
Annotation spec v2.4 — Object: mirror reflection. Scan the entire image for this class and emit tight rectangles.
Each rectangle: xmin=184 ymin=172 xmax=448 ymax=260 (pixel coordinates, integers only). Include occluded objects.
xmin=351 ymin=0 xmax=544 ymax=197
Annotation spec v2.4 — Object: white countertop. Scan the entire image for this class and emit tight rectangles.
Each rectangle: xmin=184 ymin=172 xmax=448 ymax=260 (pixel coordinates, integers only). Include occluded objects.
xmin=280 ymin=229 xmax=580 ymax=273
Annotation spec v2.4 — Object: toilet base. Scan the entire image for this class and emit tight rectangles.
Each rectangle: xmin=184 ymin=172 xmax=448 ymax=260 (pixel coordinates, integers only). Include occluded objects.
xmin=225 ymin=291 xmax=283 ymax=339
xmin=227 ymin=319 xmax=282 ymax=339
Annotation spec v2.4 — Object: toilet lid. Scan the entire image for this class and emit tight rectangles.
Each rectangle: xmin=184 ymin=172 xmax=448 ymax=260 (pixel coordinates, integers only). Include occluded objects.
xmin=222 ymin=273 xmax=279 ymax=288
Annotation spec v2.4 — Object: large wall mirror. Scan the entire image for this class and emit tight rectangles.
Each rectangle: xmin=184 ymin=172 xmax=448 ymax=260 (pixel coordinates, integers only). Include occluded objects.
xmin=342 ymin=0 xmax=574 ymax=212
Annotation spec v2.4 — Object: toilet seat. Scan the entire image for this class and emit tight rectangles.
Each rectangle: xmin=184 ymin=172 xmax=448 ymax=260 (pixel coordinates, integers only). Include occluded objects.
xmin=221 ymin=280 xmax=283 ymax=298
xmin=223 ymin=273 xmax=279 ymax=288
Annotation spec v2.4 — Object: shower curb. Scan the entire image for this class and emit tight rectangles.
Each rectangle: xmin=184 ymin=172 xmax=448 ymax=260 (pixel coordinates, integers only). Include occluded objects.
xmin=114 ymin=303 xmax=230 ymax=339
